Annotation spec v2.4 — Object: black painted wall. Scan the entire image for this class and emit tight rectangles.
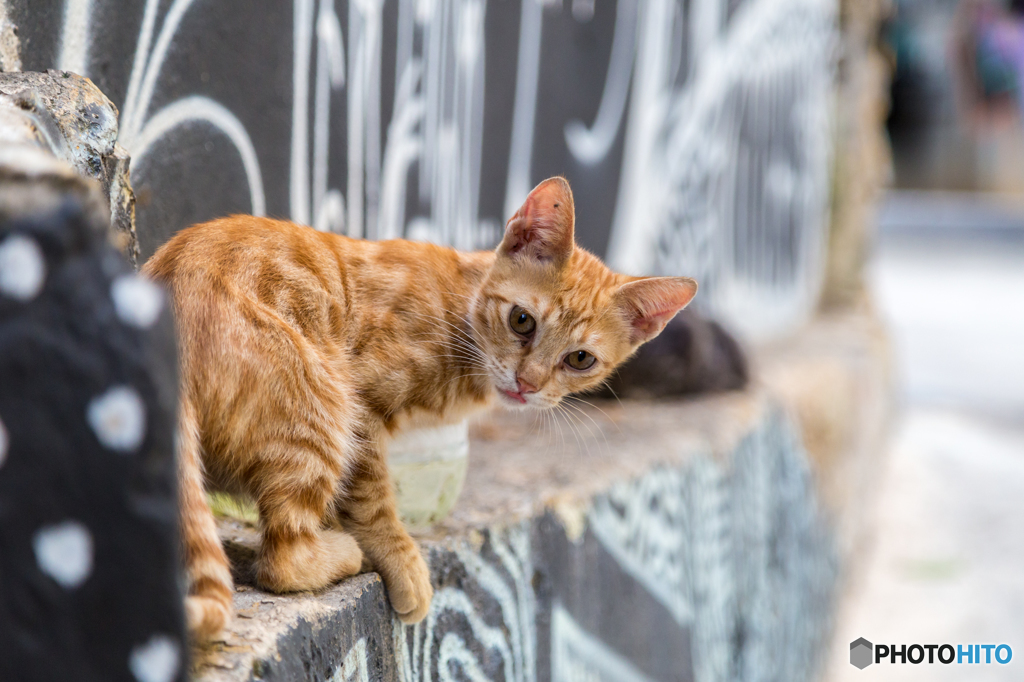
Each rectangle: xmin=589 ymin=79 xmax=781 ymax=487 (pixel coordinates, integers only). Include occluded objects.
xmin=6 ymin=0 xmax=765 ymax=259
xmin=6 ymin=0 xmax=836 ymax=337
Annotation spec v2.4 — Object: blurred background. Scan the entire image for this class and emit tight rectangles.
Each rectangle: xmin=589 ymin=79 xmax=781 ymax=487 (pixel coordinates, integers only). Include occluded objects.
xmin=826 ymin=0 xmax=1024 ymax=679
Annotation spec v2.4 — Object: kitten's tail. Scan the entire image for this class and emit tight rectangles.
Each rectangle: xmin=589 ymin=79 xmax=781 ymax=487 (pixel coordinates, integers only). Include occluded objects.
xmin=178 ymin=397 xmax=234 ymax=639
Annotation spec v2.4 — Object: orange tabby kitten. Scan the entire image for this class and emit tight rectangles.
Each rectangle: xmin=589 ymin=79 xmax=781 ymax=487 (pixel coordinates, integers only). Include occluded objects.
xmin=143 ymin=177 xmax=696 ymax=639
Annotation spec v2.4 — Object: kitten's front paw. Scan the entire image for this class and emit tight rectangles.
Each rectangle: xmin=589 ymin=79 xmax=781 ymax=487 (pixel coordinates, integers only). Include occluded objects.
xmin=382 ymin=548 xmax=433 ymax=624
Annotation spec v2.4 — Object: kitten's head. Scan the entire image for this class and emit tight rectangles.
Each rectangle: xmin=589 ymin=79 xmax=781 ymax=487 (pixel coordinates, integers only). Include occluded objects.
xmin=470 ymin=177 xmax=697 ymax=409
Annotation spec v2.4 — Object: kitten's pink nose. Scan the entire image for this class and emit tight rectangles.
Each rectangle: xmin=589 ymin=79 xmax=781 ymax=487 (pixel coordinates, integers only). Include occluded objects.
xmin=516 ymin=377 xmax=537 ymax=395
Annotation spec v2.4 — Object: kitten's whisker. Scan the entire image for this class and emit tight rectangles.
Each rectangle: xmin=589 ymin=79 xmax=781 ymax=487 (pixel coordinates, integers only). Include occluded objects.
xmin=546 ymin=406 xmax=567 ymax=452
xmin=434 ymin=294 xmax=485 ymax=342
xmin=439 ymin=289 xmax=477 ymax=307
xmin=410 ymin=332 xmax=489 ymax=364
xmin=446 ymin=356 xmax=488 ymax=370
xmin=554 ymin=403 xmax=584 ymax=457
xmin=436 ymin=309 xmax=484 ymax=348
xmin=409 ymin=325 xmax=481 ymax=348
xmin=561 ymin=403 xmax=596 ymax=458
xmin=405 ymin=309 xmax=480 ymax=348
xmin=564 ymin=396 xmax=621 ymax=436
xmin=407 ymin=334 xmax=486 ymax=360
xmin=606 ymin=384 xmax=625 ymax=409
xmin=561 ymin=400 xmax=609 ymax=456
xmin=411 ymin=335 xmax=487 ymax=360
xmin=430 ymin=353 xmax=488 ymax=368
xmin=411 ymin=333 xmax=487 ymax=366
xmin=545 ymin=407 xmax=556 ymax=445
xmin=437 ymin=372 xmax=492 ymax=393
xmin=531 ymin=410 xmax=545 ymax=439
xmin=560 ymin=400 xmax=603 ymax=443
xmin=403 ymin=315 xmax=475 ymax=346
xmin=552 ymin=407 xmax=567 ymax=452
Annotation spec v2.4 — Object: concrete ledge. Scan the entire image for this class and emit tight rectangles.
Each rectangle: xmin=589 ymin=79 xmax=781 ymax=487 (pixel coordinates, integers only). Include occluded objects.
xmin=194 ymin=310 xmax=891 ymax=682
xmin=757 ymin=307 xmax=894 ymax=572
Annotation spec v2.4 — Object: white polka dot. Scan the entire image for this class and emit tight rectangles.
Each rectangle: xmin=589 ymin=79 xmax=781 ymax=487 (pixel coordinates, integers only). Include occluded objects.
xmin=33 ymin=520 xmax=93 ymax=588
xmin=0 ymin=415 xmax=7 ymax=469
xmin=87 ymin=386 xmax=146 ymax=453
xmin=129 ymin=635 xmax=180 ymax=682
xmin=0 ymin=234 xmax=46 ymax=301
xmin=111 ymin=275 xmax=164 ymax=328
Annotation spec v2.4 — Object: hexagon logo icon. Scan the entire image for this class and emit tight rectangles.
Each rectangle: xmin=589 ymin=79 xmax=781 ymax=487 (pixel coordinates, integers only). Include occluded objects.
xmin=850 ymin=638 xmax=873 ymax=669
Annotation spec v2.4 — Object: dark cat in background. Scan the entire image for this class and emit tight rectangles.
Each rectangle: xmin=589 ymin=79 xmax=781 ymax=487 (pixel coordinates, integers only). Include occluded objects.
xmin=589 ymin=308 xmax=748 ymax=400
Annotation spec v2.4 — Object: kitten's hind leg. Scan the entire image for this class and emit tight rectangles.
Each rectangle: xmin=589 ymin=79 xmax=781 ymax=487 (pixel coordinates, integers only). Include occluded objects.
xmin=335 ymin=431 xmax=434 ymax=623
xmin=252 ymin=451 xmax=363 ymax=593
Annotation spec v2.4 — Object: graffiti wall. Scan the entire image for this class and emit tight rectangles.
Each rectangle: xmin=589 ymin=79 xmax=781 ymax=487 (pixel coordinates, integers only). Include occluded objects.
xmin=3 ymin=0 xmax=835 ymax=337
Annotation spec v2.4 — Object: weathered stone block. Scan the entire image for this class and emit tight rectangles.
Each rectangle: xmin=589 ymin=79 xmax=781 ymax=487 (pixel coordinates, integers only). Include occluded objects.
xmin=0 ymin=70 xmax=137 ymax=265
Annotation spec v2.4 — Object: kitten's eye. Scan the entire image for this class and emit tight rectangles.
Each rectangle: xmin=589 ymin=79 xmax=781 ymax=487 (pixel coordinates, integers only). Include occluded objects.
xmin=565 ymin=350 xmax=596 ymax=370
xmin=509 ymin=305 xmax=536 ymax=336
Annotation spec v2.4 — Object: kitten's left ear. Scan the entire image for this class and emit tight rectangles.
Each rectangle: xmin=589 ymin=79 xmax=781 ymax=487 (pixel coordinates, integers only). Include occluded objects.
xmin=615 ymin=276 xmax=698 ymax=345
xmin=498 ymin=177 xmax=575 ymax=264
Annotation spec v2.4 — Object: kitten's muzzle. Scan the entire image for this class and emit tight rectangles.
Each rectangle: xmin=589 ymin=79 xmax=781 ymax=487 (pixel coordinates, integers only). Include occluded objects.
xmin=499 ymin=377 xmax=536 ymax=405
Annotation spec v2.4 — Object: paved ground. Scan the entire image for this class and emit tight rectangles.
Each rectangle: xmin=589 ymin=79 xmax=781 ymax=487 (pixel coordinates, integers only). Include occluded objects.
xmin=823 ymin=193 xmax=1024 ymax=680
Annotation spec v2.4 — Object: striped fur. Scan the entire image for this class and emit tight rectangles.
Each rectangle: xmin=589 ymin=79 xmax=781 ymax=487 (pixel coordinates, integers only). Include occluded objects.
xmin=142 ymin=177 xmax=697 ymax=639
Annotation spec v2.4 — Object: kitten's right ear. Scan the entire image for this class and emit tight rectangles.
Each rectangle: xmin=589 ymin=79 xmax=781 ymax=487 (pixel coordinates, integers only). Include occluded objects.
xmin=498 ymin=177 xmax=575 ymax=264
